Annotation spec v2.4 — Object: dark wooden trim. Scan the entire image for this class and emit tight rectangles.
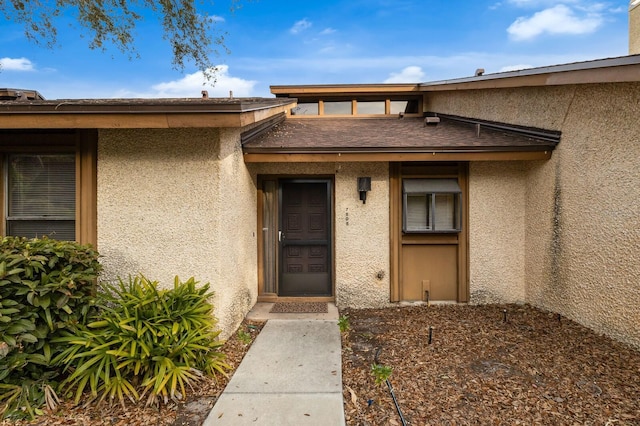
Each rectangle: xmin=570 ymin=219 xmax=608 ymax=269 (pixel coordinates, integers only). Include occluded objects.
xmin=271 ymin=83 xmax=421 ymax=96
xmin=0 ymin=106 xmax=293 ymax=130
xmin=389 ymin=163 xmax=401 ymax=302
xmin=256 ymin=178 xmax=266 ymax=297
xmin=0 ymin=130 xmax=97 ymax=246
xmin=76 ymin=130 xmax=98 ymax=247
xmin=0 ymin=155 xmax=4 ymax=236
xmin=458 ymin=162 xmax=470 ymax=302
xmin=392 ymin=162 xmax=469 ymax=302
xmin=256 ymin=175 xmax=336 ymax=299
xmin=278 ymin=178 xmax=333 ymax=297
xmin=0 ymin=131 xmax=77 ymax=150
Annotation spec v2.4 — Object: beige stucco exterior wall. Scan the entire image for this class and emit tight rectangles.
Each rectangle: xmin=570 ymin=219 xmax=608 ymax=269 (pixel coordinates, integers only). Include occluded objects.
xmin=97 ymin=128 xmax=258 ymax=339
xmin=248 ymin=162 xmax=391 ymax=308
xmin=468 ymin=162 xmax=527 ymax=304
xmin=631 ymin=1 xmax=640 ymax=54
xmin=426 ymin=82 xmax=640 ymax=348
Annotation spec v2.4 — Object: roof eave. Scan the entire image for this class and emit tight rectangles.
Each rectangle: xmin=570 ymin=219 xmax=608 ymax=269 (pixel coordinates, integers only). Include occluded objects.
xmin=420 ymin=55 xmax=640 ymax=91
xmin=242 ymin=149 xmax=553 ymax=163
xmin=0 ymin=99 xmax=296 ymax=129
xmin=270 ymin=83 xmax=421 ymax=97
xmin=243 ymin=145 xmax=555 ymax=155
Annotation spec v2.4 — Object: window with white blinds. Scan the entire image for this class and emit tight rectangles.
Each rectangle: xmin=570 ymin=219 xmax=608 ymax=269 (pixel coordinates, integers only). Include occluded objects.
xmin=406 ymin=194 xmax=431 ymax=231
xmin=402 ymin=179 xmax=461 ymax=233
xmin=6 ymin=154 xmax=76 ymax=240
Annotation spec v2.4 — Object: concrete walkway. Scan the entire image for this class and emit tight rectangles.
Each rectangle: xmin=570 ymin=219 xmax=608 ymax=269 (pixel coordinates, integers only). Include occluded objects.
xmin=203 ymin=304 xmax=346 ymax=425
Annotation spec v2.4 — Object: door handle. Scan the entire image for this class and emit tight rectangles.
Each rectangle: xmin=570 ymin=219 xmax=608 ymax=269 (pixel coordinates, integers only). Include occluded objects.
xmin=279 ymin=231 xmax=285 ymax=242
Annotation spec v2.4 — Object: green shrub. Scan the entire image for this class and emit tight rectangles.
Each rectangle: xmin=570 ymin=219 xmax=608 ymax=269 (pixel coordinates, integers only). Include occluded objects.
xmin=237 ymin=328 xmax=252 ymax=345
xmin=54 ymin=275 xmax=229 ymax=407
xmin=370 ymin=363 xmax=393 ymax=386
xmin=338 ymin=315 xmax=350 ymax=333
xmin=0 ymin=236 xmax=101 ymax=419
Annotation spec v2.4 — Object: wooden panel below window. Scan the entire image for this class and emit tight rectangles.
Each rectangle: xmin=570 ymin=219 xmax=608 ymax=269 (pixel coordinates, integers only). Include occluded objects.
xmin=391 ymin=162 xmax=469 ymax=303
xmin=401 ymin=245 xmax=458 ymax=301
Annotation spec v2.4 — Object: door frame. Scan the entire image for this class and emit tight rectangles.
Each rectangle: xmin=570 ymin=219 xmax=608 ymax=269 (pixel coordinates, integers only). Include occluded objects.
xmin=257 ymin=175 xmax=335 ymax=302
xmin=389 ymin=162 xmax=469 ymax=303
xmin=278 ymin=178 xmax=333 ymax=297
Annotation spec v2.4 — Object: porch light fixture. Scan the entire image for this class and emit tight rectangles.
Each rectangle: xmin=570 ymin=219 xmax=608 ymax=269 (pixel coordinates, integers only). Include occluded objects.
xmin=358 ymin=177 xmax=371 ymax=204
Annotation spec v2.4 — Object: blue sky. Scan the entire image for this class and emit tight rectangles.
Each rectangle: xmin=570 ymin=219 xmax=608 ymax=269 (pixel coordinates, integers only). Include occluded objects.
xmin=0 ymin=0 xmax=631 ymax=99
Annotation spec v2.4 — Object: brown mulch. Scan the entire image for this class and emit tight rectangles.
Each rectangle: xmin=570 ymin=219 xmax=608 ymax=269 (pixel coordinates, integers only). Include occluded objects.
xmin=0 ymin=320 xmax=265 ymax=426
xmin=341 ymin=304 xmax=640 ymax=426
xmin=269 ymin=302 xmax=328 ymax=313
xmin=4 ymin=304 xmax=640 ymax=425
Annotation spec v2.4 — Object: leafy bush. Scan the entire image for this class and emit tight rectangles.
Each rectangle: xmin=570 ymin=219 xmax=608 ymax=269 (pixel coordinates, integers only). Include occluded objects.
xmin=237 ymin=328 xmax=252 ymax=345
xmin=370 ymin=363 xmax=393 ymax=386
xmin=54 ymin=275 xmax=229 ymax=407
xmin=0 ymin=237 xmax=101 ymax=419
xmin=338 ymin=315 xmax=350 ymax=333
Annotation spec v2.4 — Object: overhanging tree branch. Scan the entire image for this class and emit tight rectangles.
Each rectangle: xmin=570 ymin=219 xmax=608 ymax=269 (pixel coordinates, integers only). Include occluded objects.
xmin=1 ymin=0 xmax=231 ymax=80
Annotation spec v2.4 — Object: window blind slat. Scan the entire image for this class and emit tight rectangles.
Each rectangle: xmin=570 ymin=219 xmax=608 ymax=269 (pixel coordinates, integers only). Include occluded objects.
xmin=7 ymin=220 xmax=75 ymax=241
xmin=9 ymin=154 xmax=75 ymax=217
xmin=7 ymin=154 xmax=76 ymax=240
xmin=434 ymin=194 xmax=455 ymax=230
xmin=402 ymin=178 xmax=461 ymax=233
xmin=406 ymin=195 xmax=430 ymax=231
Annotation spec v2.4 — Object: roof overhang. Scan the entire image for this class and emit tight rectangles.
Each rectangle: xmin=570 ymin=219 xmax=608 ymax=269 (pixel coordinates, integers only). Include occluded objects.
xmin=271 ymin=83 xmax=421 ymax=98
xmin=270 ymin=55 xmax=640 ymax=99
xmin=242 ymin=115 xmax=559 ymax=163
xmin=0 ymin=98 xmax=297 ymax=129
xmin=420 ymin=55 xmax=640 ymax=91
xmin=243 ymin=150 xmax=552 ymax=163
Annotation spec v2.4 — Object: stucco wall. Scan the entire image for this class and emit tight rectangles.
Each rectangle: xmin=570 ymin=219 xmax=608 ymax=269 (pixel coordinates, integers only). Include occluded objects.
xmin=97 ymin=128 xmax=257 ymax=339
xmin=469 ymin=162 xmax=527 ymax=304
xmin=248 ymin=162 xmax=391 ymax=308
xmin=427 ymin=82 xmax=640 ymax=348
xmin=631 ymin=1 xmax=640 ymax=54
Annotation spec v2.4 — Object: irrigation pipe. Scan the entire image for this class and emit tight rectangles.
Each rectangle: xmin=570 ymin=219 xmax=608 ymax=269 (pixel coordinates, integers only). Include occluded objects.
xmin=375 ymin=348 xmax=408 ymax=426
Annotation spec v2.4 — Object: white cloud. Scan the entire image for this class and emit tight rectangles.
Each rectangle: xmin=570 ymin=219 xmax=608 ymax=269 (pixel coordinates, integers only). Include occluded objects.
xmin=383 ymin=66 xmax=426 ymax=83
xmin=318 ymin=45 xmax=337 ymax=54
xmin=236 ymin=50 xmax=623 ymax=84
xmin=499 ymin=64 xmax=534 ymax=72
xmin=608 ymin=6 xmax=626 ymax=13
xmin=290 ymin=19 xmax=312 ymax=34
xmin=113 ymin=65 xmax=257 ymax=98
xmin=0 ymin=57 xmax=35 ymax=71
xmin=319 ymin=28 xmax=337 ymax=35
xmin=507 ymin=4 xmax=603 ymax=40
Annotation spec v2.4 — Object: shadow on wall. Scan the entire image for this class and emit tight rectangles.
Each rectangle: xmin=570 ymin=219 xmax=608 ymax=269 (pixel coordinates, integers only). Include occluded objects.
xmin=98 ymin=249 xmax=145 ymax=286
xmin=219 ymin=287 xmax=254 ymax=339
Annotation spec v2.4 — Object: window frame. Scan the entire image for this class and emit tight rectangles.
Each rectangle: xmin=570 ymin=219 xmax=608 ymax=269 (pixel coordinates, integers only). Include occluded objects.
xmin=5 ymin=153 xmax=77 ymax=241
xmin=288 ymin=97 xmax=423 ymax=117
xmin=0 ymin=130 xmax=97 ymax=245
xmin=402 ymin=178 xmax=462 ymax=234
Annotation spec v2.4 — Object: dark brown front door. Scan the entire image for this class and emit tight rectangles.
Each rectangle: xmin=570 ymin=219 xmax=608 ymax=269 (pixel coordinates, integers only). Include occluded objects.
xmin=279 ymin=180 xmax=332 ymax=296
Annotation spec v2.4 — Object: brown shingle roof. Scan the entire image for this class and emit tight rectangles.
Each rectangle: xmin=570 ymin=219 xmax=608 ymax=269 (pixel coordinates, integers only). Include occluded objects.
xmin=242 ymin=116 xmax=559 ymax=154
